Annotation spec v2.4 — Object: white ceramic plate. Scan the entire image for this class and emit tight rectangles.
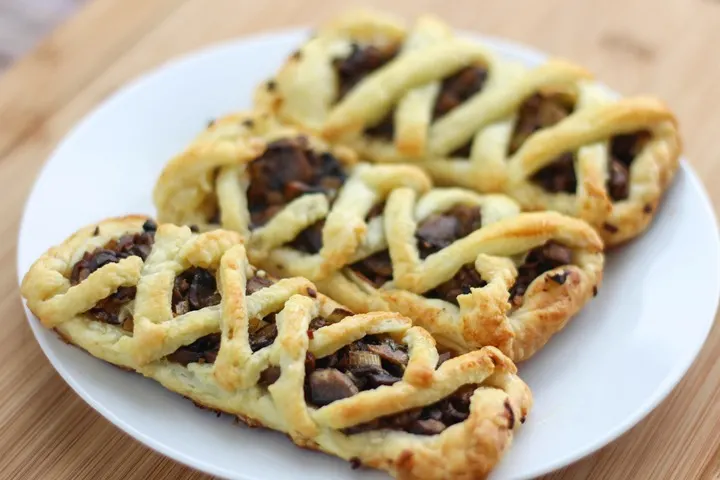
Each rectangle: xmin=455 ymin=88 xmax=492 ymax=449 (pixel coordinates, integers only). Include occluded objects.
xmin=17 ymin=28 xmax=720 ymax=480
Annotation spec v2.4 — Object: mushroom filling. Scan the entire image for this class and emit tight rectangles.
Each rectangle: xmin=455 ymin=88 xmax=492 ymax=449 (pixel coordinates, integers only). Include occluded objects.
xmin=349 ymin=201 xmax=393 ymax=288
xmin=508 ymin=93 xmax=577 ymax=194
xmin=332 ymin=43 xmax=400 ymax=141
xmin=345 ymin=382 xmax=477 ymax=436
xmin=333 ymin=43 xmax=400 ymax=102
xmin=166 ymin=274 xmax=275 ymax=366
xmin=508 ymin=241 xmax=573 ymax=307
xmin=244 ymin=136 xmax=348 ymax=254
xmin=69 ymin=219 xmax=157 ymax=330
xmin=416 ymin=205 xmax=487 ymax=304
xmin=307 ymin=348 xmax=473 ymax=436
xmin=257 ymin=307 xmax=356 ymax=388
xmin=304 ymin=334 xmax=409 ymax=408
xmin=606 ymin=130 xmax=651 ymax=201
xmin=433 ymin=65 xmax=489 ymax=157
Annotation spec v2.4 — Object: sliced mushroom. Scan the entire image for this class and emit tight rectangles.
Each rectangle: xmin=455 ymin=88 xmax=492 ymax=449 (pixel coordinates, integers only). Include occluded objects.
xmin=246 ymin=275 xmax=274 ymax=295
xmin=408 ymin=419 xmax=447 ymax=436
xmin=259 ymin=366 xmax=281 ymax=386
xmin=250 ymin=323 xmax=278 ymax=352
xmin=541 ymin=241 xmax=572 ymax=265
xmin=308 ymin=368 xmax=360 ymax=406
xmin=367 ymin=343 xmax=409 ymax=366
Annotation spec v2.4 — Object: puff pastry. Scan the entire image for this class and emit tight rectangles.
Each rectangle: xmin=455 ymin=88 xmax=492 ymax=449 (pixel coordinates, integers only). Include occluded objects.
xmin=255 ymin=9 xmax=681 ymax=246
xmin=21 ymin=216 xmax=533 ymax=480
xmin=298 ymin=187 xmax=605 ymax=361
xmin=153 ymin=110 xmax=432 ymax=281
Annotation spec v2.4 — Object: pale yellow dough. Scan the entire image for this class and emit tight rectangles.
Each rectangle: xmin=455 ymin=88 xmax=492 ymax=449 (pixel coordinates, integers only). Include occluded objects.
xmin=255 ymin=9 xmax=681 ymax=247
xmin=21 ymin=216 xmax=533 ymax=480
xmin=303 ymin=188 xmax=605 ymax=362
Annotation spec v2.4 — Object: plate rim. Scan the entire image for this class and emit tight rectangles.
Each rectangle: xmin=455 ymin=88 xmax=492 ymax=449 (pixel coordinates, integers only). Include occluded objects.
xmin=15 ymin=26 xmax=720 ymax=480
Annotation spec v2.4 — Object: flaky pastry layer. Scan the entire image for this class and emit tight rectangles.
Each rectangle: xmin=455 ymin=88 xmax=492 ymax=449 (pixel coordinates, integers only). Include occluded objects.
xmin=21 ymin=216 xmax=532 ymax=480
xmin=255 ymin=9 xmax=681 ymax=246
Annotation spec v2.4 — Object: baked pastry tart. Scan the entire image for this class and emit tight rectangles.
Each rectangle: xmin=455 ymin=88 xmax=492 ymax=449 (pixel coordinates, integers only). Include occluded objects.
xmin=255 ymin=9 xmax=681 ymax=246
xmin=20 ymin=216 xmax=533 ymax=480
xmin=307 ymin=187 xmax=604 ymax=361
xmin=153 ymin=110 xmax=432 ymax=281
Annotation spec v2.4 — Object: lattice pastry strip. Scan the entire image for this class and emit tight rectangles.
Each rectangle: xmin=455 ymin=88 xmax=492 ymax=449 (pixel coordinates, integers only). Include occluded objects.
xmin=21 ymin=216 xmax=533 ymax=480
xmin=153 ymin=110 xmax=432 ymax=281
xmin=256 ymin=9 xmax=681 ymax=246
xmin=311 ymin=187 xmax=604 ymax=361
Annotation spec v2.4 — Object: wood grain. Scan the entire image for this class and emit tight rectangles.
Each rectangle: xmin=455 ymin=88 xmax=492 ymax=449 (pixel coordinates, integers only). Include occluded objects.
xmin=0 ymin=0 xmax=718 ymax=479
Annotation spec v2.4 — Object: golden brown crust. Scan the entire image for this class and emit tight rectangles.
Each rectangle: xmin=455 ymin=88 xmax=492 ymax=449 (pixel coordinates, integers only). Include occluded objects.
xmin=20 ymin=216 xmax=532 ymax=480
xmin=309 ymin=187 xmax=604 ymax=361
xmin=153 ymin=109 xmax=432 ymax=281
xmin=255 ymin=9 xmax=681 ymax=246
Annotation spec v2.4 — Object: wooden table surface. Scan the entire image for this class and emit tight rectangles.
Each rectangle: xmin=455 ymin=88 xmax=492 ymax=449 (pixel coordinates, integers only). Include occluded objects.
xmin=1 ymin=0 xmax=719 ymax=479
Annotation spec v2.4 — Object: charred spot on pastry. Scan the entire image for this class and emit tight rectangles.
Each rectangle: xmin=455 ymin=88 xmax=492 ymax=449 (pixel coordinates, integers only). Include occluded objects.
xmin=242 ymin=119 xmax=255 ymax=128
xmin=92 ymin=226 xmax=100 ymax=236
xmin=332 ymin=42 xmax=399 ymax=101
xmin=504 ymin=399 xmax=515 ymax=429
xmin=70 ymin=228 xmax=156 ymax=326
xmin=643 ymin=203 xmax=653 ymax=214
xmin=593 ymin=285 xmax=598 ymax=297
xmin=171 ymin=267 xmax=222 ymax=316
xmin=433 ymin=65 xmax=488 ymax=119
xmin=207 ymin=118 xmax=216 ymax=128
xmin=509 ymin=241 xmax=573 ymax=307
xmin=548 ymin=271 xmax=569 ymax=285
xmin=307 ymin=287 xmax=317 ymax=298
xmin=244 ymin=137 xmax=348 ymax=253
xmin=602 ymin=222 xmax=619 ymax=233
xmin=607 ymin=130 xmax=651 ymax=201
xmin=266 ymin=79 xmax=277 ymax=91
xmin=290 ymin=49 xmax=302 ymax=60
xmin=345 ymin=383 xmax=478 ymax=436
xmin=306 ymin=335 xmax=409 ymax=408
xmin=189 ymin=224 xmax=200 ymax=233
xmin=349 ymin=457 xmax=362 ymax=470
xmin=520 ymin=414 xmax=527 ymax=424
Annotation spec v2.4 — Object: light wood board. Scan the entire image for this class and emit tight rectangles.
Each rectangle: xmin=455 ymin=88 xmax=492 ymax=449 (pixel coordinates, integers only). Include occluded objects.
xmin=1 ymin=0 xmax=719 ymax=478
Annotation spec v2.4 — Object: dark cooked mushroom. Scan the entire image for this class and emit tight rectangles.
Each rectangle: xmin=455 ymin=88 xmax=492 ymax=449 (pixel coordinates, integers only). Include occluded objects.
xmin=246 ymin=275 xmax=274 ymax=295
xmin=172 ymin=267 xmax=221 ymax=315
xmin=250 ymin=323 xmax=278 ymax=352
xmin=367 ymin=343 xmax=409 ymax=366
xmin=308 ymin=369 xmax=360 ymax=406
xmin=541 ymin=241 xmax=573 ymax=265
xmin=259 ymin=366 xmax=282 ymax=386
xmin=416 ymin=205 xmax=482 ymax=258
xmin=166 ymin=333 xmax=222 ymax=366
xmin=509 ymin=241 xmax=573 ymax=306
xmin=409 ymin=419 xmax=447 ymax=435
xmin=607 ymin=157 xmax=630 ymax=201
xmin=350 ymin=250 xmax=394 ymax=288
